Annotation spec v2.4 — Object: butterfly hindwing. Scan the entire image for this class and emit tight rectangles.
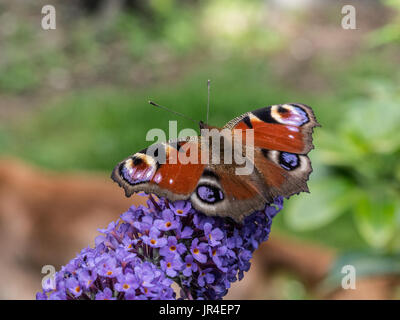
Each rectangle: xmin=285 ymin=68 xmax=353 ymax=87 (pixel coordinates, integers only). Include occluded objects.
xmin=253 ymin=147 xmax=312 ymax=200
xmin=189 ymin=164 xmax=267 ymax=221
xmin=188 ymin=147 xmax=313 ymax=221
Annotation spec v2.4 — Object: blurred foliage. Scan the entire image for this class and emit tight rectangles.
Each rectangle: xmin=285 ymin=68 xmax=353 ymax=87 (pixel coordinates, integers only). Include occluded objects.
xmin=1 ymin=0 xmax=400 ymax=289
xmin=286 ymin=82 xmax=400 ymax=252
xmin=368 ymin=0 xmax=400 ymax=47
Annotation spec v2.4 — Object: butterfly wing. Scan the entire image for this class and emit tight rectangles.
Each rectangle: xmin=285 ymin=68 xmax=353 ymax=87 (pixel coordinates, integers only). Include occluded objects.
xmin=111 ymin=137 xmax=205 ymax=202
xmin=184 ymin=128 xmax=269 ymax=221
xmin=224 ymin=103 xmax=319 ymax=154
xmin=188 ymin=148 xmax=313 ymax=222
xmin=223 ymin=103 xmax=319 ymax=207
xmin=188 ymin=103 xmax=319 ymax=221
xmin=188 ymin=163 xmax=268 ymax=221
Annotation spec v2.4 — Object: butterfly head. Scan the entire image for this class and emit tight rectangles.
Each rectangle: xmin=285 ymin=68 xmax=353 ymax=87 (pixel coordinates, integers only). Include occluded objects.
xmin=199 ymin=121 xmax=219 ymax=132
xmin=199 ymin=121 xmax=207 ymax=130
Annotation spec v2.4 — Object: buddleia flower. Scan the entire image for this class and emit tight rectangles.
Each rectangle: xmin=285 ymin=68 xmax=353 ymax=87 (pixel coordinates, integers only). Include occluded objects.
xmin=37 ymin=194 xmax=283 ymax=300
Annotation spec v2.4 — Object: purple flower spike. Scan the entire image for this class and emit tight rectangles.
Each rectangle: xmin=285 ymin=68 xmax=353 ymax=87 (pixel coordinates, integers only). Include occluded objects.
xmin=36 ymin=194 xmax=283 ymax=300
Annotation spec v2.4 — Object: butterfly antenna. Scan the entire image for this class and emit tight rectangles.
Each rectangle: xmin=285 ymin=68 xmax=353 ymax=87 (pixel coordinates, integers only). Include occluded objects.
xmin=148 ymin=100 xmax=198 ymax=124
xmin=206 ymin=79 xmax=211 ymax=124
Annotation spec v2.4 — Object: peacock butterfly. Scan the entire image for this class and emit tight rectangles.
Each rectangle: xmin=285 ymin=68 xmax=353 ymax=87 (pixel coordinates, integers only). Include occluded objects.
xmin=111 ymin=103 xmax=319 ymax=222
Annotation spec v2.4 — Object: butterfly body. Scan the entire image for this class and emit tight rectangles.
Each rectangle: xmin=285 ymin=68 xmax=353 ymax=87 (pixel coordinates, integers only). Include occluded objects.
xmin=112 ymin=103 xmax=319 ymax=222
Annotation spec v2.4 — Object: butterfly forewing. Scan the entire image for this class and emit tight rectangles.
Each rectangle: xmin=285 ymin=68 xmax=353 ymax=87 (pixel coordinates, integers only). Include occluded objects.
xmin=111 ymin=138 xmax=205 ymax=201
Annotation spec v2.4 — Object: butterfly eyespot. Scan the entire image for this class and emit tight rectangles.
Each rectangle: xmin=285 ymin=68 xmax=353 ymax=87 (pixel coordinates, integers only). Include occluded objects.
xmin=120 ymin=154 xmax=157 ymax=185
xmin=271 ymin=104 xmax=309 ymax=126
xmin=196 ymin=185 xmax=224 ymax=204
xmin=278 ymin=106 xmax=288 ymax=113
xmin=132 ymin=156 xmax=143 ymax=166
xmin=279 ymin=152 xmax=300 ymax=171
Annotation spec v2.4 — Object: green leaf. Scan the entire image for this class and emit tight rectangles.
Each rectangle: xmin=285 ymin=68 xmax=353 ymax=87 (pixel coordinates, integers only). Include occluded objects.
xmin=284 ymin=177 xmax=354 ymax=231
xmin=353 ymin=191 xmax=398 ymax=249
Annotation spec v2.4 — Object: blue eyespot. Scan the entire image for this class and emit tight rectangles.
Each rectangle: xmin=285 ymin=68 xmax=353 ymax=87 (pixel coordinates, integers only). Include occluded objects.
xmin=279 ymin=152 xmax=300 ymax=171
xmin=196 ymin=185 xmax=224 ymax=203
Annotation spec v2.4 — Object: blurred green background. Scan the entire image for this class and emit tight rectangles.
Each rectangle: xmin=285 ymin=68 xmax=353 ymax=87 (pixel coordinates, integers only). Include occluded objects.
xmin=0 ymin=0 xmax=399 ymax=298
